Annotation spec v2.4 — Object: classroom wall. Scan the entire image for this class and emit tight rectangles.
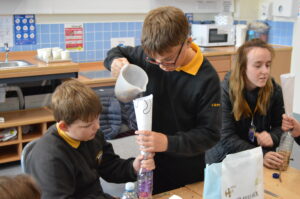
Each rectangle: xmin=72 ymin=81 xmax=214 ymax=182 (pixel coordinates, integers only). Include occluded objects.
xmin=1 ymin=0 xmax=299 ymax=169
xmin=0 ymin=0 xmax=295 ymax=63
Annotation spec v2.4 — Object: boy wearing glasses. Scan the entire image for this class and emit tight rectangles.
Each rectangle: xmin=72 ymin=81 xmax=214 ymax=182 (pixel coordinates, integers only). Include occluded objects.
xmin=104 ymin=6 xmax=221 ymax=194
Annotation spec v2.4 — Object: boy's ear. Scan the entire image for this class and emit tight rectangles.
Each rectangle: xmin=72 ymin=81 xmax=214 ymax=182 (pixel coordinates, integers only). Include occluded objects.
xmin=187 ymin=37 xmax=193 ymax=44
xmin=58 ymin=121 xmax=69 ymax=132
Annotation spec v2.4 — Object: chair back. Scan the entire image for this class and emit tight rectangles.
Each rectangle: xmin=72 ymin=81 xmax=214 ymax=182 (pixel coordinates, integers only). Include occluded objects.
xmin=21 ymin=139 xmax=38 ymax=173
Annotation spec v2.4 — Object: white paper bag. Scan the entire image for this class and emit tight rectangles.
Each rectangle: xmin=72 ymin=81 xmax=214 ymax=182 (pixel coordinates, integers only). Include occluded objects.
xmin=204 ymin=147 xmax=264 ymax=199
xmin=221 ymin=147 xmax=264 ymax=199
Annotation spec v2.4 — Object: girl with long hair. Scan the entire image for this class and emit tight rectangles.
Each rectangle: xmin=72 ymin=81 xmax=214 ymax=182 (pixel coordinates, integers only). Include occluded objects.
xmin=206 ymin=39 xmax=284 ymax=169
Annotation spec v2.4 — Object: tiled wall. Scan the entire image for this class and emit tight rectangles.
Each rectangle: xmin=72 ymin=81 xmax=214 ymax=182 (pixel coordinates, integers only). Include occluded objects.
xmin=234 ymin=20 xmax=294 ymax=46
xmin=267 ymin=20 xmax=294 ymax=46
xmin=0 ymin=22 xmax=143 ymax=63
xmin=0 ymin=20 xmax=294 ymax=63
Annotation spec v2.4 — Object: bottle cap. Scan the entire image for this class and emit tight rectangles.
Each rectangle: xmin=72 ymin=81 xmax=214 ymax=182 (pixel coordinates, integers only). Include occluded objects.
xmin=272 ymin=173 xmax=280 ymax=179
xmin=125 ymin=182 xmax=135 ymax=191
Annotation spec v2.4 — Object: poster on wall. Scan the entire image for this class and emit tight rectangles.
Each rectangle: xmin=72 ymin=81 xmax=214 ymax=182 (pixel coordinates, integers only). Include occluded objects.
xmin=14 ymin=14 xmax=36 ymax=45
xmin=0 ymin=16 xmax=13 ymax=47
xmin=64 ymin=23 xmax=84 ymax=51
xmin=222 ymin=0 xmax=234 ymax=13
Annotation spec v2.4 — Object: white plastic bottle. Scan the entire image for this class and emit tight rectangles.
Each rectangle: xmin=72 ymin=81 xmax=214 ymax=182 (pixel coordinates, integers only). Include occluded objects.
xmin=121 ymin=182 xmax=138 ymax=199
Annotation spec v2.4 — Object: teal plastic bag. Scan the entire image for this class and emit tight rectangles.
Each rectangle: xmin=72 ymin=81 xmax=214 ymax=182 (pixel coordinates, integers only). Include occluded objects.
xmin=203 ymin=163 xmax=221 ymax=199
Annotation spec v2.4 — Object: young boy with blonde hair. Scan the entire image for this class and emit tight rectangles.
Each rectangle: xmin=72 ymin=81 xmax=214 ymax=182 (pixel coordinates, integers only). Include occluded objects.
xmin=26 ymin=80 xmax=155 ymax=199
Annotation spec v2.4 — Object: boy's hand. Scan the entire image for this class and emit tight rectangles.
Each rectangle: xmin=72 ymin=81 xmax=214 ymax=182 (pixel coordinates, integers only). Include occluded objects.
xmin=282 ymin=114 xmax=294 ymax=131
xmin=133 ymin=153 xmax=155 ymax=173
xmin=135 ymin=130 xmax=168 ymax=153
xmin=263 ymin=151 xmax=284 ymax=169
xmin=111 ymin=58 xmax=129 ymax=78
xmin=256 ymin=131 xmax=273 ymax=147
xmin=282 ymin=114 xmax=300 ymax=137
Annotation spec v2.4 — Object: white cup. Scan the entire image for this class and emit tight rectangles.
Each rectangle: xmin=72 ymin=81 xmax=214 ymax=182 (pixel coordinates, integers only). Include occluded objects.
xmin=235 ymin=24 xmax=247 ymax=47
xmin=114 ymin=64 xmax=148 ymax=103
xmin=52 ymin=48 xmax=63 ymax=60
xmin=61 ymin=50 xmax=70 ymax=60
xmin=42 ymin=48 xmax=52 ymax=60
xmin=37 ymin=48 xmax=44 ymax=59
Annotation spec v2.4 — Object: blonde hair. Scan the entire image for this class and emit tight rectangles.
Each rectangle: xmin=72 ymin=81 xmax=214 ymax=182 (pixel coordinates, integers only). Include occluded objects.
xmin=141 ymin=6 xmax=189 ymax=57
xmin=0 ymin=174 xmax=41 ymax=199
xmin=51 ymin=79 xmax=102 ymax=125
xmin=230 ymin=39 xmax=275 ymax=121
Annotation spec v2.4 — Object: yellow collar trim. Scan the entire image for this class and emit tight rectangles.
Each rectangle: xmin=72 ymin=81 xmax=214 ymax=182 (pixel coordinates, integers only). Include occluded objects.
xmin=175 ymin=42 xmax=203 ymax=75
xmin=56 ymin=123 xmax=80 ymax=149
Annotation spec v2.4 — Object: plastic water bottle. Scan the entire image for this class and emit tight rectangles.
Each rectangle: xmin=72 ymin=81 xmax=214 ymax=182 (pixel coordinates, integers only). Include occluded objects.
xmin=137 ymin=152 xmax=153 ymax=199
xmin=278 ymin=132 xmax=294 ymax=171
xmin=121 ymin=182 xmax=138 ymax=199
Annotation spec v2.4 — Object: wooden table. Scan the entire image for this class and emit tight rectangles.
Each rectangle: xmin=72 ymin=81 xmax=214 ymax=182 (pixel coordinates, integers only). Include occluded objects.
xmin=264 ymin=167 xmax=300 ymax=199
xmin=155 ymin=167 xmax=300 ymax=199
xmin=153 ymin=186 xmax=200 ymax=199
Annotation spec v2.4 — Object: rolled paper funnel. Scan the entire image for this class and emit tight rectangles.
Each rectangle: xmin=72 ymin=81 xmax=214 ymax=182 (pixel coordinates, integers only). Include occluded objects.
xmin=280 ymin=73 xmax=295 ymax=116
xmin=133 ymin=94 xmax=153 ymax=131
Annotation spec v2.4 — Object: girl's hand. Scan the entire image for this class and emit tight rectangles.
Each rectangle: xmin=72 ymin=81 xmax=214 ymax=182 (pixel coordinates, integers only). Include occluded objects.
xmin=256 ymin=131 xmax=273 ymax=147
xmin=263 ymin=151 xmax=284 ymax=169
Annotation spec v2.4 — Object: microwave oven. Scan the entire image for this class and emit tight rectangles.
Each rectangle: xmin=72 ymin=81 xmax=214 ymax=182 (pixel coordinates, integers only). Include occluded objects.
xmin=192 ymin=24 xmax=235 ymax=47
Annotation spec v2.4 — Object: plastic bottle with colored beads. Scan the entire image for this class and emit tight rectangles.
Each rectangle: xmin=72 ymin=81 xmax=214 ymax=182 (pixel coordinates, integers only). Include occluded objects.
xmin=137 ymin=152 xmax=153 ymax=199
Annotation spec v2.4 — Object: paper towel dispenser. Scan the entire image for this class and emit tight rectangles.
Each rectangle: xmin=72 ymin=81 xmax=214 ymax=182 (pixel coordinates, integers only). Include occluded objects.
xmin=272 ymin=0 xmax=298 ymax=18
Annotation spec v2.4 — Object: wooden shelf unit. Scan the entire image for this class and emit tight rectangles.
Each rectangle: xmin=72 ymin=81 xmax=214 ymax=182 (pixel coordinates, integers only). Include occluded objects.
xmin=0 ymin=107 xmax=55 ymax=164
xmin=207 ymin=55 xmax=231 ymax=81
xmin=205 ymin=45 xmax=292 ymax=83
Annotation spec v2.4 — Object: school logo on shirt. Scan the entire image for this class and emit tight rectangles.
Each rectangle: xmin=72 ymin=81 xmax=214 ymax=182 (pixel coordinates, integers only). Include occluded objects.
xmin=211 ymin=103 xmax=220 ymax=107
xmin=96 ymin=150 xmax=103 ymax=165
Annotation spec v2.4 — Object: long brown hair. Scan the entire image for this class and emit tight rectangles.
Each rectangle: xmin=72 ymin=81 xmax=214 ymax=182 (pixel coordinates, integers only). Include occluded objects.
xmin=230 ymin=39 xmax=275 ymax=121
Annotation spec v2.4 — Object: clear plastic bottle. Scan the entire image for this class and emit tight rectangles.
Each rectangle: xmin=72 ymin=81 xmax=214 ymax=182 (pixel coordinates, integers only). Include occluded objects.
xmin=121 ymin=182 xmax=138 ymax=199
xmin=278 ymin=132 xmax=294 ymax=171
xmin=137 ymin=152 xmax=153 ymax=199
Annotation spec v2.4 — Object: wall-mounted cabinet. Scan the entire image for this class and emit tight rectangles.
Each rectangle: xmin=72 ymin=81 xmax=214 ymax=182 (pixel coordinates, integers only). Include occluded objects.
xmin=0 ymin=107 xmax=54 ymax=164
xmin=0 ymin=0 xmax=226 ymax=14
xmin=0 ymin=0 xmax=152 ymax=14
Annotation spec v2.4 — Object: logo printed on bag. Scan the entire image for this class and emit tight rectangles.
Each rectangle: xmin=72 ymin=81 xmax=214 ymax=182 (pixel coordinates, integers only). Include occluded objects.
xmin=225 ymin=186 xmax=235 ymax=198
xmin=236 ymin=191 xmax=258 ymax=199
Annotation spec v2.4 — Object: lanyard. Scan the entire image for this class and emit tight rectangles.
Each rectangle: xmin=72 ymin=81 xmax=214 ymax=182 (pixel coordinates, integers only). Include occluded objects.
xmin=247 ymin=103 xmax=258 ymax=143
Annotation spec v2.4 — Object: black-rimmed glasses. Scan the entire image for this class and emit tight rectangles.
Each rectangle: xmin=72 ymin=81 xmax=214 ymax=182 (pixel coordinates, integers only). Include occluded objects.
xmin=145 ymin=41 xmax=185 ymax=67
